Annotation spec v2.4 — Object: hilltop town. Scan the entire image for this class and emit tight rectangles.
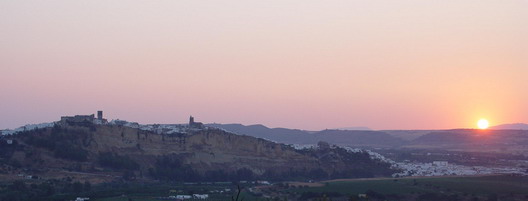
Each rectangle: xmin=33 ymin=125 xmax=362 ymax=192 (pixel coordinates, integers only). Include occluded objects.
xmin=1 ymin=111 xmax=206 ymax=136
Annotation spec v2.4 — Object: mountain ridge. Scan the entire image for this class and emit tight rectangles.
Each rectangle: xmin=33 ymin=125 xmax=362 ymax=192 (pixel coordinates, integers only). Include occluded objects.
xmin=207 ymin=123 xmax=404 ymax=147
xmin=491 ymin=123 xmax=528 ymax=130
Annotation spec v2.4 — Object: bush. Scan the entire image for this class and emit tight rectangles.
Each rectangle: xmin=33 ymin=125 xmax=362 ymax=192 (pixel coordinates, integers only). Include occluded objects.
xmin=54 ymin=143 xmax=88 ymax=161
xmin=22 ymin=126 xmax=91 ymax=162
xmin=98 ymin=152 xmax=139 ymax=170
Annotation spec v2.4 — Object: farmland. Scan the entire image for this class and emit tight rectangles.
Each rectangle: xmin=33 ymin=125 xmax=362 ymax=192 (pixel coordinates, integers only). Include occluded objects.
xmin=281 ymin=175 xmax=528 ymax=200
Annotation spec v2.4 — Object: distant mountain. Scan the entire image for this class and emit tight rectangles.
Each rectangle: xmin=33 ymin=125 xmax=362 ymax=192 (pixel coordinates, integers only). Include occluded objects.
xmin=335 ymin=127 xmax=372 ymax=131
xmin=382 ymin=130 xmax=439 ymax=141
xmin=411 ymin=130 xmax=478 ymax=145
xmin=409 ymin=129 xmax=528 ymax=152
xmin=207 ymin=123 xmax=404 ymax=147
xmin=315 ymin=129 xmax=403 ymax=147
xmin=207 ymin=123 xmax=313 ymax=143
xmin=491 ymin=123 xmax=528 ymax=130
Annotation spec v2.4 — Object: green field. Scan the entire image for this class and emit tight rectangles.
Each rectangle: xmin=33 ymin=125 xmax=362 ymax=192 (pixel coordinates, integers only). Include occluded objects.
xmin=92 ymin=176 xmax=528 ymax=201
xmin=85 ymin=181 xmax=269 ymax=201
xmin=94 ymin=191 xmax=257 ymax=201
xmin=287 ymin=175 xmax=528 ymax=198
xmin=4 ymin=175 xmax=527 ymax=201
xmin=89 ymin=183 xmax=240 ymax=201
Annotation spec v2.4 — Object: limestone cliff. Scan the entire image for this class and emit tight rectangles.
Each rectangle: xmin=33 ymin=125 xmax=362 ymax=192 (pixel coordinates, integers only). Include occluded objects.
xmin=1 ymin=124 xmax=395 ymax=182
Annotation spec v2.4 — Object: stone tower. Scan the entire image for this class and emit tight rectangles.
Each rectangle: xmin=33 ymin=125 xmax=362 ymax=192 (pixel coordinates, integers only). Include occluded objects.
xmin=189 ymin=116 xmax=195 ymax=126
xmin=97 ymin=111 xmax=103 ymax=120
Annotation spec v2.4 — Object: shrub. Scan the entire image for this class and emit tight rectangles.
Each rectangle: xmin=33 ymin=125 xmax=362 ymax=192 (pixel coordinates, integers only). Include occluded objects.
xmin=98 ymin=152 xmax=139 ymax=170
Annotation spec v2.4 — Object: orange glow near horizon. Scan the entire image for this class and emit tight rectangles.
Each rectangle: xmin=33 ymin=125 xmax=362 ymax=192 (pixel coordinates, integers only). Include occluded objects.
xmin=0 ymin=1 xmax=526 ymax=130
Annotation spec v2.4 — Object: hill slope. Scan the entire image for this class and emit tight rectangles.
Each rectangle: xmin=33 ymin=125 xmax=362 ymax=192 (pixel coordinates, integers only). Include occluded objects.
xmin=491 ymin=123 xmax=528 ymax=130
xmin=408 ymin=129 xmax=528 ymax=152
xmin=208 ymin=123 xmax=404 ymax=147
xmin=0 ymin=124 xmax=395 ymax=183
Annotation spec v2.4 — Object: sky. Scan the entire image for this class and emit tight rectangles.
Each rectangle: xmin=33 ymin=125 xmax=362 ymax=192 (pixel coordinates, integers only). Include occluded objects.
xmin=1 ymin=1 xmax=527 ymax=130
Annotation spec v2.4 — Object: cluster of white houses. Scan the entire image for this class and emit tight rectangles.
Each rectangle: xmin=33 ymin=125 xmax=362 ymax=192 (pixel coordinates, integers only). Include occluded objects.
xmin=166 ymin=194 xmax=209 ymax=200
xmin=60 ymin=111 xmax=204 ymax=130
xmin=2 ymin=111 xmax=206 ymax=137
xmin=393 ymin=160 xmax=528 ymax=177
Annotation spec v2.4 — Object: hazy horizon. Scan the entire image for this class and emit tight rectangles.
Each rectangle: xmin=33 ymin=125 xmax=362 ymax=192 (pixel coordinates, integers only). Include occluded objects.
xmin=1 ymin=1 xmax=527 ymax=130
xmin=2 ymin=111 xmax=526 ymax=131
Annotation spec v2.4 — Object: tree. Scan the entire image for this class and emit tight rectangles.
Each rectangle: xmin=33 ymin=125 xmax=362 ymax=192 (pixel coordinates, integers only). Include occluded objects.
xmin=73 ymin=182 xmax=83 ymax=194
xmin=123 ymin=170 xmax=136 ymax=181
xmin=231 ymin=185 xmax=244 ymax=201
xmin=83 ymin=181 xmax=91 ymax=192
xmin=9 ymin=180 xmax=26 ymax=191
xmin=98 ymin=152 xmax=139 ymax=170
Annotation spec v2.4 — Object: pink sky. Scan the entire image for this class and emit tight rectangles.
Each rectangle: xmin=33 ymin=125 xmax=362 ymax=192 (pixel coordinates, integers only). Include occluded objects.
xmin=1 ymin=1 xmax=527 ymax=130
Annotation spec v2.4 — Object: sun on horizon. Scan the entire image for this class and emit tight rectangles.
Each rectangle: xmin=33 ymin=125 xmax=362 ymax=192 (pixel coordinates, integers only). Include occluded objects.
xmin=477 ymin=119 xmax=489 ymax=129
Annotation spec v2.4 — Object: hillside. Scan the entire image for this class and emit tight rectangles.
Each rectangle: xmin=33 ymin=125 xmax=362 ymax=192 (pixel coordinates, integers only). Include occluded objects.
xmin=381 ymin=130 xmax=439 ymax=141
xmin=207 ymin=124 xmax=313 ymax=144
xmin=408 ymin=129 xmax=528 ymax=153
xmin=206 ymin=124 xmax=528 ymax=154
xmin=0 ymin=124 xmax=395 ymax=184
xmin=208 ymin=123 xmax=404 ymax=147
xmin=491 ymin=123 xmax=528 ymax=130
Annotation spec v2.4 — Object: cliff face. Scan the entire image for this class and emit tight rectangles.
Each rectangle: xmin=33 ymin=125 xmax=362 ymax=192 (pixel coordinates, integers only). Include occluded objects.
xmin=2 ymin=124 xmax=395 ymax=182
xmin=88 ymin=125 xmax=319 ymax=173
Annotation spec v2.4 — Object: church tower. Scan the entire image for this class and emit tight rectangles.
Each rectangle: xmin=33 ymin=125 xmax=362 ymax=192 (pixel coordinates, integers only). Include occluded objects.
xmin=189 ymin=116 xmax=195 ymax=126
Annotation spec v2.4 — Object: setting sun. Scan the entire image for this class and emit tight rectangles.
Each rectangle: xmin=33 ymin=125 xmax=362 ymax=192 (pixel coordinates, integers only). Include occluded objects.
xmin=477 ymin=119 xmax=489 ymax=129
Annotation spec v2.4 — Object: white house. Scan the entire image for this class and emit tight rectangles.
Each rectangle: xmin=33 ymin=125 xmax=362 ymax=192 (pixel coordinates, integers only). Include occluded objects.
xmin=257 ymin=180 xmax=271 ymax=185
xmin=193 ymin=194 xmax=209 ymax=199
xmin=176 ymin=195 xmax=192 ymax=200
xmin=433 ymin=161 xmax=448 ymax=167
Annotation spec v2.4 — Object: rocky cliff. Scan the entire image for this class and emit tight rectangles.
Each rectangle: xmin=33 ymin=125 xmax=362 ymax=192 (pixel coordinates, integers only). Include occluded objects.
xmin=1 ymin=124 xmax=395 ymax=182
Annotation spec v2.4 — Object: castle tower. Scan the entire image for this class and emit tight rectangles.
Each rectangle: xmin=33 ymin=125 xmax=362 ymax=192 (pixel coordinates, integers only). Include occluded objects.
xmin=189 ymin=116 xmax=194 ymax=126
xmin=97 ymin=111 xmax=103 ymax=120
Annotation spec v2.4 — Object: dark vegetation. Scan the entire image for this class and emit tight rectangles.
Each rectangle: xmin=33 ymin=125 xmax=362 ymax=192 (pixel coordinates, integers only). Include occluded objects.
xmin=2 ymin=175 xmax=525 ymax=201
xmin=0 ymin=180 xmax=242 ymax=201
xmin=0 ymin=179 xmax=92 ymax=201
xmin=98 ymin=152 xmax=139 ymax=170
xmin=19 ymin=125 xmax=90 ymax=161
xmin=0 ymin=140 xmax=17 ymax=159
xmin=147 ymin=148 xmax=395 ymax=183
xmin=3 ymin=124 xmax=396 ymax=184
xmin=148 ymin=154 xmax=202 ymax=182
xmin=147 ymin=154 xmax=297 ymax=182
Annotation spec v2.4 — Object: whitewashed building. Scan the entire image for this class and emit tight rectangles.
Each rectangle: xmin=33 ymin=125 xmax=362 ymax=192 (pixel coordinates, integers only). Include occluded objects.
xmin=193 ymin=194 xmax=209 ymax=199
xmin=433 ymin=161 xmax=448 ymax=167
xmin=176 ymin=195 xmax=192 ymax=200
